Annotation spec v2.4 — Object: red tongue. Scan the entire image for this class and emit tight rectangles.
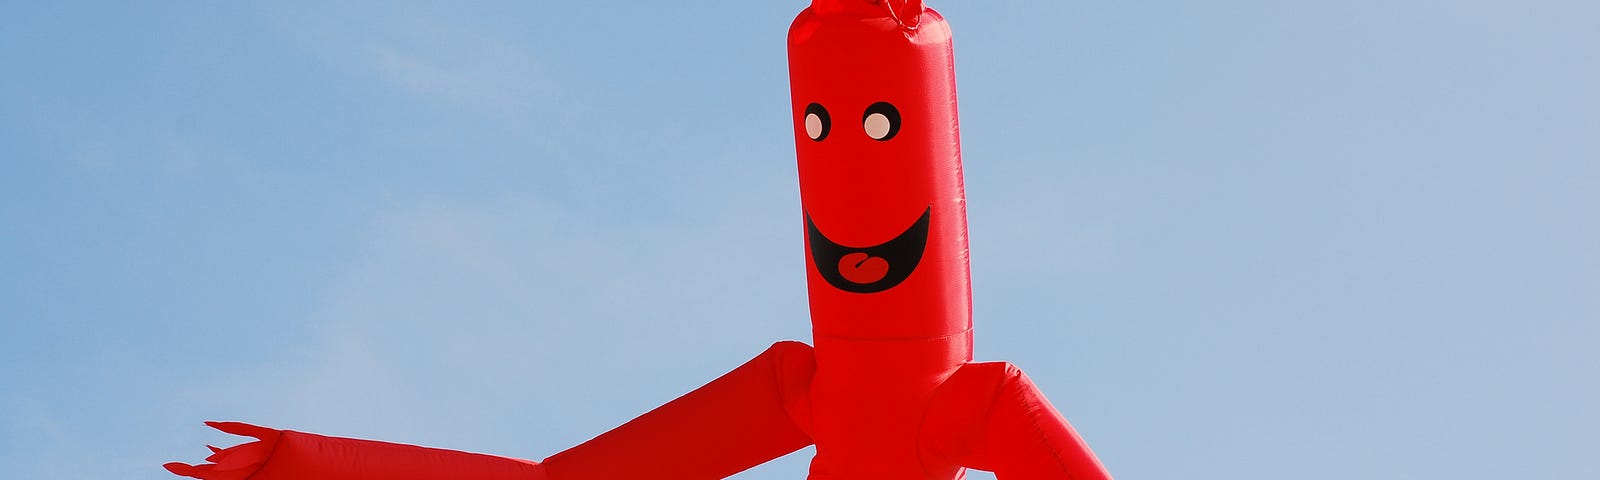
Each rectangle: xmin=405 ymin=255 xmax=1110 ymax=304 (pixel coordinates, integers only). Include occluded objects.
xmin=838 ymin=252 xmax=889 ymax=284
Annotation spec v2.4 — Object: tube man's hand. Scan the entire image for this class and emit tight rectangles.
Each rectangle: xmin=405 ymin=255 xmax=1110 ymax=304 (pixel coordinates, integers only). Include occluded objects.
xmin=164 ymin=421 xmax=280 ymax=480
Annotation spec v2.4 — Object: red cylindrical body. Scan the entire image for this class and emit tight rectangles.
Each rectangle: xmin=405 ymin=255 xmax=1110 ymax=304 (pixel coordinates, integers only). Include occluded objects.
xmin=789 ymin=1 xmax=973 ymax=477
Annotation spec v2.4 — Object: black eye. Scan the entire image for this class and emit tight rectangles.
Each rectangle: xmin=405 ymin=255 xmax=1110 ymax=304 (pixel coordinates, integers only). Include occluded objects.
xmin=862 ymin=102 xmax=900 ymax=141
xmin=804 ymin=103 xmax=830 ymax=141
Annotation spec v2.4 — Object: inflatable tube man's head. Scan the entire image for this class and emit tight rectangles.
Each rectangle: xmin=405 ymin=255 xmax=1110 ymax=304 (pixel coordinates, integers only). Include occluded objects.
xmin=789 ymin=0 xmax=971 ymax=341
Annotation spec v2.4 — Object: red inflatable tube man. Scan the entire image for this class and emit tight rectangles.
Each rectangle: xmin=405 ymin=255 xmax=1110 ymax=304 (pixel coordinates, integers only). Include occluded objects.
xmin=166 ymin=1 xmax=1113 ymax=479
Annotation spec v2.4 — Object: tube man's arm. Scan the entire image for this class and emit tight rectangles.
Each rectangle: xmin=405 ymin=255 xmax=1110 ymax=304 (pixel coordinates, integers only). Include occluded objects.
xmin=168 ymin=342 xmax=815 ymax=480
xmin=166 ymin=422 xmax=547 ymax=480
xmin=541 ymin=340 xmax=816 ymax=479
xmin=921 ymin=362 xmax=1113 ymax=480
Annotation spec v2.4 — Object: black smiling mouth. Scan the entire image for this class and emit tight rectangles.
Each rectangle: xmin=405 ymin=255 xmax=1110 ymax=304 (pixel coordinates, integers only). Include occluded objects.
xmin=805 ymin=206 xmax=930 ymax=294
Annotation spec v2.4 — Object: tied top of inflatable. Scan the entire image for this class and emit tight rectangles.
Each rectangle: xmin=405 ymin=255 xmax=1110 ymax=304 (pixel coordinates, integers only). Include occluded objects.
xmin=800 ymin=0 xmax=927 ymax=30
xmin=788 ymin=0 xmax=970 ymax=341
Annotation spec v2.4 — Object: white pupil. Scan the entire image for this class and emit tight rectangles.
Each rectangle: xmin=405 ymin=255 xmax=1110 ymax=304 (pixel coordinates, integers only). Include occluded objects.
xmin=864 ymin=113 xmax=891 ymax=139
xmin=805 ymin=113 xmax=823 ymax=140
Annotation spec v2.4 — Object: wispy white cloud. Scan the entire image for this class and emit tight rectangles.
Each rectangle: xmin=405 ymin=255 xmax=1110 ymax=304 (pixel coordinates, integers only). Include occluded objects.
xmin=260 ymin=4 xmax=561 ymax=127
xmin=361 ymin=28 xmax=555 ymax=120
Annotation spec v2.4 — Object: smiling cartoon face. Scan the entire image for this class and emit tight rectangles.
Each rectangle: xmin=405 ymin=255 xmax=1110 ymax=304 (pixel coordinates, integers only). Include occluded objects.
xmin=789 ymin=1 xmax=971 ymax=339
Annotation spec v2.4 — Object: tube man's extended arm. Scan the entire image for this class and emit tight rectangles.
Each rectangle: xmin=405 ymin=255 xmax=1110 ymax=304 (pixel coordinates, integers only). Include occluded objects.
xmin=165 ymin=422 xmax=546 ymax=480
xmin=166 ymin=342 xmax=815 ymax=480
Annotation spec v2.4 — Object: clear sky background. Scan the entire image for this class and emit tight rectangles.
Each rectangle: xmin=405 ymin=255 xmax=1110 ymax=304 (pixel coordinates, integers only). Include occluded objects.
xmin=2 ymin=1 xmax=1596 ymax=479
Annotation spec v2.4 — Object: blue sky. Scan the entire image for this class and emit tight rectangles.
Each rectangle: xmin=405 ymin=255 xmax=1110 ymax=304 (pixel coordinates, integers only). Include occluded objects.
xmin=2 ymin=1 xmax=1596 ymax=479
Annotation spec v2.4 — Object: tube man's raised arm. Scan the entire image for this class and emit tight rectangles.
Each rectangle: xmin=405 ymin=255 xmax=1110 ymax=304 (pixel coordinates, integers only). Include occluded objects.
xmin=922 ymin=362 xmax=1113 ymax=480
